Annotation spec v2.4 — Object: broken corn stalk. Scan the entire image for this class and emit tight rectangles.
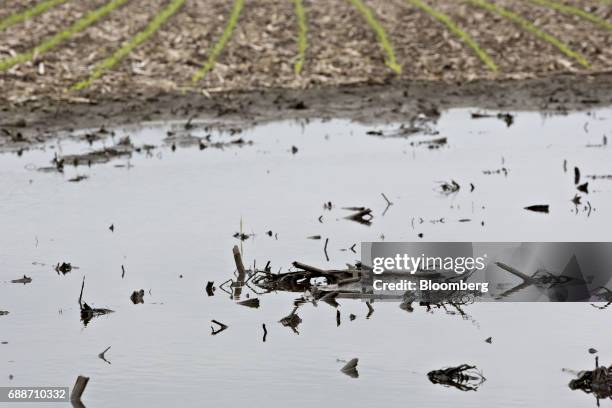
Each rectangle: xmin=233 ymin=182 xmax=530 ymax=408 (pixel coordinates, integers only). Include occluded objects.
xmin=0 ymin=0 xmax=68 ymax=32
xmin=0 ymin=0 xmax=128 ymax=72
xmin=293 ymin=0 xmax=308 ymax=75
xmin=348 ymin=0 xmax=401 ymax=74
xmin=71 ymin=0 xmax=186 ymax=91
xmin=468 ymin=0 xmax=589 ymax=68
xmin=407 ymin=0 xmax=498 ymax=72
xmin=192 ymin=0 xmax=244 ymax=83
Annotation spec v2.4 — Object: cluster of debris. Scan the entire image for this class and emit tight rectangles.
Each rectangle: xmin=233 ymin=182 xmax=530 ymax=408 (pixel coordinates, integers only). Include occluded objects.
xmin=427 ymin=364 xmax=486 ymax=391
xmin=569 ymin=357 xmax=612 ymax=404
xmin=78 ymin=277 xmax=114 ymax=326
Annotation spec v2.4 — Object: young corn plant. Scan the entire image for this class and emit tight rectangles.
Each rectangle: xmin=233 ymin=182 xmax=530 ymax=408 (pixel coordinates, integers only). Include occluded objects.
xmin=0 ymin=0 xmax=128 ymax=72
xmin=348 ymin=0 xmax=401 ymax=74
xmin=192 ymin=0 xmax=244 ymax=82
xmin=293 ymin=0 xmax=308 ymax=75
xmin=529 ymin=0 xmax=612 ymax=31
xmin=0 ymin=0 xmax=69 ymax=32
xmin=407 ymin=0 xmax=498 ymax=72
xmin=468 ymin=0 xmax=589 ymax=68
xmin=71 ymin=0 xmax=186 ymax=91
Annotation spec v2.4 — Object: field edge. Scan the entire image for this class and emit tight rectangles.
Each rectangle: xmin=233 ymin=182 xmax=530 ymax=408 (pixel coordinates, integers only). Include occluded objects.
xmin=2 ymin=71 xmax=612 ymax=152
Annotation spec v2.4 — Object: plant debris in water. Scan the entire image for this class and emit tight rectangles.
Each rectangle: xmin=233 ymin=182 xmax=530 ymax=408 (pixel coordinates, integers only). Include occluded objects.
xmin=262 ymin=323 xmax=268 ymax=342
xmin=11 ymin=275 xmax=32 ymax=284
xmin=438 ymin=180 xmax=460 ymax=195
xmin=68 ymin=175 xmax=88 ymax=183
xmin=237 ymin=298 xmax=260 ymax=308
xmin=78 ymin=277 xmax=114 ymax=326
xmin=410 ymin=136 xmax=447 ymax=149
xmin=366 ymin=116 xmax=439 ymax=138
xmin=569 ymin=357 xmax=612 ymax=404
xmin=130 ymin=290 xmax=145 ymax=304
xmin=279 ymin=306 xmax=302 ymax=334
xmin=343 ymin=207 xmax=373 ymax=226
xmin=471 ymin=112 xmax=514 ymax=127
xmin=206 ymin=281 xmax=215 ymax=296
xmin=427 ymin=364 xmax=486 ymax=391
xmin=524 ymin=204 xmax=550 ymax=213
xmin=211 ymin=319 xmax=228 ymax=335
xmin=55 ymin=262 xmax=73 ymax=275
xmin=59 ymin=136 xmax=134 ymax=167
xmin=340 ymin=358 xmax=359 ymax=378
xmin=494 ymin=255 xmax=586 ymax=300
xmin=98 ymin=346 xmax=112 ymax=365
xmin=164 ymin=131 xmax=251 ymax=150
xmin=591 ymin=287 xmax=612 ymax=310
xmin=233 ymin=232 xmax=252 ymax=241
xmin=252 ymin=261 xmax=363 ymax=293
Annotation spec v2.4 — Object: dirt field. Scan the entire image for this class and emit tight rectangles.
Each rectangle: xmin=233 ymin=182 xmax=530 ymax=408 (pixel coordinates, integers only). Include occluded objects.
xmin=1 ymin=0 xmax=612 ymax=149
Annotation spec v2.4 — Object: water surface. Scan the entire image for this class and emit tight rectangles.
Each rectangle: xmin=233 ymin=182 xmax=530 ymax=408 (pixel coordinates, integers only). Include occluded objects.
xmin=1 ymin=108 xmax=612 ymax=407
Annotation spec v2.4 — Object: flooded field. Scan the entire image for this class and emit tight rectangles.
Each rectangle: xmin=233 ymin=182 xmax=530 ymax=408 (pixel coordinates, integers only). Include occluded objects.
xmin=1 ymin=107 xmax=612 ymax=407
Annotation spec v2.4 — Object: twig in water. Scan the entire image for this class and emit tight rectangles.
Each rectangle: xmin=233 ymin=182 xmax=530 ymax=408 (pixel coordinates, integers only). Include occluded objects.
xmin=292 ymin=261 xmax=326 ymax=275
xmin=78 ymin=277 xmax=114 ymax=326
xmin=381 ymin=193 xmax=393 ymax=216
xmin=366 ymin=301 xmax=374 ymax=318
xmin=78 ymin=277 xmax=85 ymax=309
xmin=324 ymin=238 xmax=330 ymax=261
xmin=211 ymin=319 xmax=228 ymax=335
xmin=262 ymin=323 xmax=268 ymax=342
xmin=98 ymin=346 xmax=111 ymax=364
xmin=233 ymin=245 xmax=246 ymax=277
xmin=232 ymin=245 xmax=247 ymax=298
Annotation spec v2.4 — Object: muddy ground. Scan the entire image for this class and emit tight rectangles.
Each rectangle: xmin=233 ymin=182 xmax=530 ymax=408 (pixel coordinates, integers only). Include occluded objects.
xmin=2 ymin=73 xmax=612 ymax=153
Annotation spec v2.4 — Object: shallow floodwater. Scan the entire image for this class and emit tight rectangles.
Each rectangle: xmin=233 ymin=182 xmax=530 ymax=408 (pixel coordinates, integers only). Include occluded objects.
xmin=1 ymin=108 xmax=612 ymax=407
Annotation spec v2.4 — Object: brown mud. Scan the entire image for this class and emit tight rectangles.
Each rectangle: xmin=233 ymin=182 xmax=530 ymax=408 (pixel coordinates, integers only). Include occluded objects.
xmin=2 ymin=73 xmax=612 ymax=153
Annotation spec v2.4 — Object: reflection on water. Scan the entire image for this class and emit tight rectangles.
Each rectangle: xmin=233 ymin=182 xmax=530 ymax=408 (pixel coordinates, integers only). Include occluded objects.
xmin=1 ymin=108 xmax=612 ymax=407
xmin=427 ymin=364 xmax=486 ymax=392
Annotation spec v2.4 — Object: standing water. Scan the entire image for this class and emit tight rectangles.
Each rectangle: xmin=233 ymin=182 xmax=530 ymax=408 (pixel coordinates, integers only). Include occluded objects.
xmin=1 ymin=108 xmax=612 ymax=407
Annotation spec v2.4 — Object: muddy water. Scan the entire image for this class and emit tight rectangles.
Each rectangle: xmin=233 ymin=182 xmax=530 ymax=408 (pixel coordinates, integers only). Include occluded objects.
xmin=1 ymin=108 xmax=612 ymax=407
